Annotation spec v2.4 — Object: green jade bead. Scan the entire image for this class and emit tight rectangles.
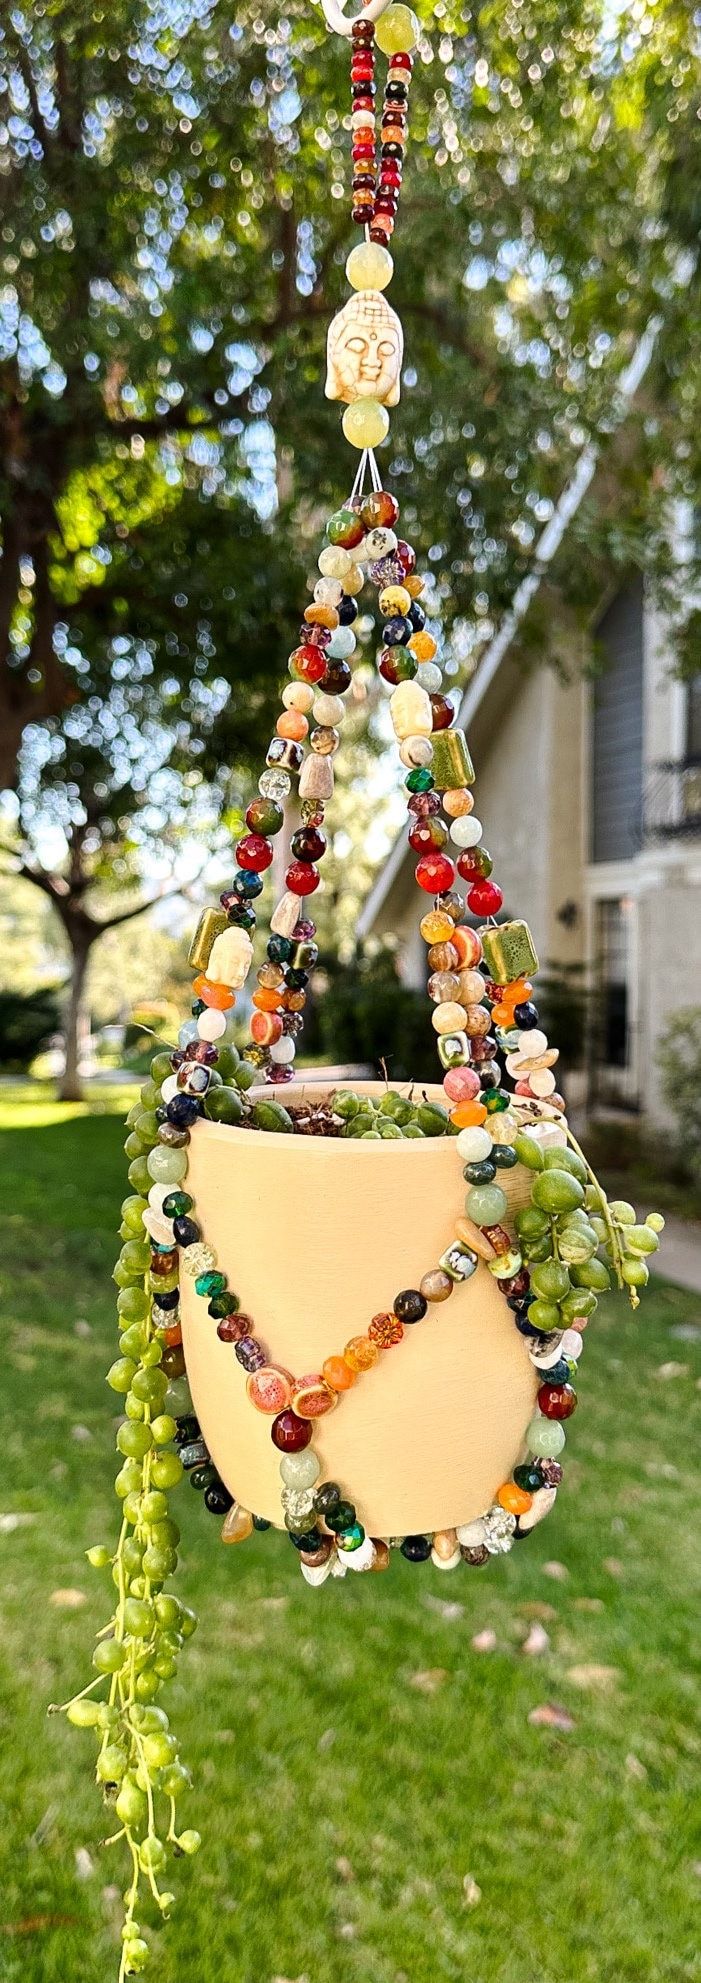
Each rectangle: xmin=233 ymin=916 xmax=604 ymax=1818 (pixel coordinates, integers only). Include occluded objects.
xmin=280 ymin=1449 xmax=321 ymax=1490
xmin=526 ymin=1416 xmax=567 ymax=1459
xmin=465 ymin=1183 xmax=508 ymax=1226
xmin=147 ymin=1145 xmax=189 ymax=1185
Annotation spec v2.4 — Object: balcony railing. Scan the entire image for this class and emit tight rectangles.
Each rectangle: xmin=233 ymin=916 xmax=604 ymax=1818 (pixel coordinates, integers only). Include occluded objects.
xmin=644 ymin=758 xmax=701 ymax=840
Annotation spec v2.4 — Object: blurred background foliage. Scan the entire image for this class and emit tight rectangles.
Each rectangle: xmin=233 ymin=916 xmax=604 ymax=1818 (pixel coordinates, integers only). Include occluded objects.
xmin=0 ymin=0 xmax=699 ymax=1090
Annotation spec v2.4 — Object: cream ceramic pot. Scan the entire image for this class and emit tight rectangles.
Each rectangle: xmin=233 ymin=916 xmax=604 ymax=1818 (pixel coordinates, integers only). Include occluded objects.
xmin=179 ymin=1080 xmax=540 ymax=1538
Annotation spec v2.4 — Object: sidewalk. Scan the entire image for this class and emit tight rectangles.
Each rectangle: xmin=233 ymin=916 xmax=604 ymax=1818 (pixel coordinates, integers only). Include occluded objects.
xmin=647 ymin=1211 xmax=701 ymax=1296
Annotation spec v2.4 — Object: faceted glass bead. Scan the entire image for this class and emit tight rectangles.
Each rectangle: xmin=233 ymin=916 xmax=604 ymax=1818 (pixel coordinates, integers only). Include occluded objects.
xmin=314 ymin=1480 xmax=341 ymax=1514
xmin=327 ymin=507 xmax=366 ymax=549
xmin=234 ymin=1336 xmax=266 ymax=1373
xmin=379 ymin=644 xmax=417 ymax=685
xmin=324 ymin=1500 xmax=357 ymax=1533
xmin=405 ymin=767 xmax=434 ymax=792
xmin=368 ymin=1311 xmax=404 ymax=1348
xmin=216 ymin=1313 xmax=248 ymax=1343
xmin=344 ymin=1334 xmax=379 ymax=1372
xmin=537 ymin=1382 xmax=577 ymax=1420
xmin=415 ymin=852 xmax=456 ymax=894
xmin=259 ymin=768 xmax=291 ymax=801
xmin=236 ymin=832 xmax=273 ymax=872
xmin=393 ymin=1288 xmax=427 ymax=1324
xmin=467 ymin=879 xmax=504 ymax=917
xmin=271 ymin=1410 xmax=312 ymax=1452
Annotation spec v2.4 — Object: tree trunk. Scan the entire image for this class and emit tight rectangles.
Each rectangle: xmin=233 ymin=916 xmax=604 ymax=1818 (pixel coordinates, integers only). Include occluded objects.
xmin=59 ymin=930 xmax=93 ymax=1102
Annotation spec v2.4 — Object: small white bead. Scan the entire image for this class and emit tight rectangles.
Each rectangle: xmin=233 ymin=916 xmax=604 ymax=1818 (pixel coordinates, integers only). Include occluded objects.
xmin=560 ymin=1329 xmax=583 ymax=1361
xmin=300 ymin=1557 xmax=334 ymax=1587
xmin=270 ymin=1035 xmax=296 ymax=1063
xmin=456 ymin=1125 xmax=493 ymax=1163
xmin=450 ymin=815 xmax=483 ymax=849
xmin=148 ymin=1183 xmax=171 ymax=1213
xmin=142 ymin=1209 xmax=175 ymax=1246
xmin=362 ymin=526 xmax=397 ymax=560
xmin=430 ymin=1546 xmax=461 ymax=1571
xmin=313 ymin=692 xmax=345 ymax=726
xmin=197 ymin=1007 xmax=227 ymax=1041
xmin=529 ymin=1066 xmax=556 ymax=1097
xmin=515 ymin=1028 xmax=549 ymax=1060
xmin=343 ymin=1535 xmax=376 ymax=1572
xmin=398 ymin=735 xmax=433 ymax=768
xmin=160 ymin=1074 xmax=179 ymax=1104
xmin=282 ymin=681 xmax=314 ymax=713
xmin=416 ymin=661 xmax=442 ymax=692
xmin=314 ymin=576 xmax=343 ymax=606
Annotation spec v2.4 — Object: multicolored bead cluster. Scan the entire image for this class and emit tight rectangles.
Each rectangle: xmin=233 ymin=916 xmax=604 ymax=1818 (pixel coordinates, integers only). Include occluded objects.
xmin=349 ymin=5 xmax=416 ymax=243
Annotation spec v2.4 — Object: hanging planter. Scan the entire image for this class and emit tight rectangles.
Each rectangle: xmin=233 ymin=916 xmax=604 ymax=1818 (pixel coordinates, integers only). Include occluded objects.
xmin=53 ymin=5 xmax=664 ymax=1975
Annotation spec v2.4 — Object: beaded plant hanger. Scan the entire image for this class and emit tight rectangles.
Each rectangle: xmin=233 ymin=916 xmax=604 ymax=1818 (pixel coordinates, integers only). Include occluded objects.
xmin=59 ymin=7 xmax=665 ymax=1970
xmin=131 ymin=0 xmax=663 ymax=1583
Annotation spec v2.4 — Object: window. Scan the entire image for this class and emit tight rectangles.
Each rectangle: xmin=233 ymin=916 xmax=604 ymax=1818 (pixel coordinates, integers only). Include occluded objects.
xmin=595 ymin=899 xmax=629 ymax=1069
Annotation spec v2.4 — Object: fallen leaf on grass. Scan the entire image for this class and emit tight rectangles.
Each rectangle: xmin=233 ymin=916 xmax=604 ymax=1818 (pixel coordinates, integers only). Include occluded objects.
xmin=521 ymin=1622 xmax=550 ymax=1657
xmin=528 ymin=1703 xmax=576 ymax=1733
xmin=518 ymin=1600 xmax=557 ymax=1622
xmin=603 ymin=1557 xmax=624 ymax=1578
xmin=1 ymin=1916 xmax=79 ymax=1936
xmin=654 ymin=1361 xmax=689 ymax=1381
xmin=462 ymin=1875 xmax=482 ymax=1907
xmin=625 ymin=1753 xmax=648 ymax=1782
xmin=71 ymin=1425 xmax=92 ymax=1442
xmin=542 ymin=1560 xmax=569 ymax=1582
xmin=0 ymin=1513 xmax=37 ymax=1534
xmin=572 ymin=1597 xmax=605 ymax=1613
xmin=408 ymin=1667 xmax=450 ymax=1693
xmin=50 ymin=1588 xmax=87 ymax=1610
xmin=424 ymin=1594 xmax=465 ymax=1623
xmin=335 ymin=1856 xmax=354 ymax=1881
xmin=565 ymin=1664 xmax=621 ymax=1692
xmin=471 ymin=1629 xmax=497 ymax=1653
xmin=74 ymin=1848 xmax=94 ymax=1880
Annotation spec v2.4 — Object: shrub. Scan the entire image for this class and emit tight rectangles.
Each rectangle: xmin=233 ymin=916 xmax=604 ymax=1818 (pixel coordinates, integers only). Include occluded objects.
xmin=0 ymin=986 xmax=62 ymax=1069
xmin=657 ymin=1006 xmax=701 ymax=1181
xmin=313 ymin=946 xmax=436 ymax=1082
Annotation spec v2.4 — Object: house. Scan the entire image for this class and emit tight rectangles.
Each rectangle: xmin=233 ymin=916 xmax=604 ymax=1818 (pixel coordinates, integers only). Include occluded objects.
xmin=358 ymin=382 xmax=701 ymax=1125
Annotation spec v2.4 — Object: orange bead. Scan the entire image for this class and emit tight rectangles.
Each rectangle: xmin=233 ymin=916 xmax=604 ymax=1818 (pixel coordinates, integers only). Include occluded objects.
xmin=281 ymin=988 xmax=306 ymax=1012
xmin=159 ymin=1322 xmax=182 ymax=1348
xmin=277 ymin=710 xmax=308 ymax=743
xmin=252 ymin=986 xmax=283 ymax=1012
xmin=496 ymin=1482 xmax=533 ymax=1517
xmin=304 ymin=602 xmax=339 ymax=630
xmin=344 ymin=1334 xmax=379 ymax=1373
xmin=403 ymin=574 xmax=424 ymax=598
xmin=491 ymin=1000 xmax=517 ymax=1028
xmin=449 ymin=1099 xmax=488 ymax=1129
xmin=502 ymin=978 xmax=532 ymax=1003
xmin=322 ymin=1354 xmax=356 ymax=1392
xmin=192 ymin=974 xmax=235 ymax=1011
xmin=451 ymin=925 xmax=483 ymax=967
xmin=250 ymin=1009 xmax=283 ymax=1046
xmin=409 ymin=629 xmax=437 ymax=661
xmin=442 ymin=788 xmax=474 ymax=818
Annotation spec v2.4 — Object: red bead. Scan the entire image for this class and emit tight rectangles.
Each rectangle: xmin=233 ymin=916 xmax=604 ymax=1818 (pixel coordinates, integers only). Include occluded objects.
xmin=270 ymin=1409 xmax=312 ymax=1452
xmin=235 ymin=832 xmax=273 ymax=873
xmin=415 ymin=852 xmax=456 ymax=894
xmin=289 ymin=644 xmax=326 ymax=685
xmin=408 ymin=818 xmax=447 ymax=854
xmin=537 ymin=1382 xmax=578 ymax=1421
xmin=374 ymin=196 xmax=398 ymax=215
xmin=467 ymin=879 xmax=504 ymax=917
xmin=286 ymin=861 xmax=320 ymax=896
xmin=380 ymin=167 xmax=402 ymax=187
xmin=389 ymin=50 xmax=412 ymax=68
xmin=429 ymin=695 xmax=454 ymax=731
xmin=395 ymin=539 xmax=416 ymax=574
xmin=407 ymin=790 xmax=441 ymax=817
xmin=216 ymin=1314 xmax=249 ymax=1343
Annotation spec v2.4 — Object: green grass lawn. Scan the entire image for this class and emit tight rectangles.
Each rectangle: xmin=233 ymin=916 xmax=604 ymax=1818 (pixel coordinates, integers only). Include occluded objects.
xmin=1 ymin=1087 xmax=700 ymax=1983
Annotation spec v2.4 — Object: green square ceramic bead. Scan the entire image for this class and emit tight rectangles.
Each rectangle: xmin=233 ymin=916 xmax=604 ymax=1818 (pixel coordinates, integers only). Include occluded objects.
xmin=429 ymin=728 xmax=475 ymax=790
xmin=480 ymin=920 xmax=539 ymax=985
xmin=437 ymin=1030 xmax=470 ymax=1069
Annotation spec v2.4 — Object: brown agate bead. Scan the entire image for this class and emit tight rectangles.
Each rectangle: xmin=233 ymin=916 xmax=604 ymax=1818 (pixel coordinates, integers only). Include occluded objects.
xmin=460 ymin=1544 xmax=490 ymax=1566
xmin=427 ymin=942 xmax=459 ymax=972
xmin=370 ymin=1540 xmax=391 ymax=1571
xmin=419 ymin=1268 xmax=453 ymax=1303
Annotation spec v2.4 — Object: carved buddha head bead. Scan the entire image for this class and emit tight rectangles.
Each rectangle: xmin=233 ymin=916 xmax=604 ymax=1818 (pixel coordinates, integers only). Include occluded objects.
xmin=326 ymin=290 xmax=403 ymax=407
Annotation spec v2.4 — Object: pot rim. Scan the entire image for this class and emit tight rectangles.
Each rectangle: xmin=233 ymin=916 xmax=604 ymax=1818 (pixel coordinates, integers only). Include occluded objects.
xmin=202 ymin=1075 xmax=455 ymax=1151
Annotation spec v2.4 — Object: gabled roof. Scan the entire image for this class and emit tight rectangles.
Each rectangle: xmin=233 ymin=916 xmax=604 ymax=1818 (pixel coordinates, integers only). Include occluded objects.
xmin=357 ymin=314 xmax=662 ymax=938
